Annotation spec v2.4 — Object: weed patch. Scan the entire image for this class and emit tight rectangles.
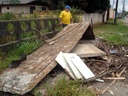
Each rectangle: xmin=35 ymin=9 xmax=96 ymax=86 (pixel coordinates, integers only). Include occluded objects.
xmin=44 ymin=77 xmax=96 ymax=96
xmin=0 ymin=39 xmax=42 ymax=72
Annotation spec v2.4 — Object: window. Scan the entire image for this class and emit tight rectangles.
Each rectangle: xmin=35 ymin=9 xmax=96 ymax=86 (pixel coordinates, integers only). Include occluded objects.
xmin=7 ymin=7 xmax=10 ymax=10
xmin=42 ymin=7 xmax=46 ymax=10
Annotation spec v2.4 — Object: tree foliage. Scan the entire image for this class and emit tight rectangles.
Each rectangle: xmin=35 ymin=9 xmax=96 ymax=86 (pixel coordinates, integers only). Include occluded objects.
xmin=85 ymin=0 xmax=110 ymax=13
xmin=9 ymin=0 xmax=20 ymax=4
xmin=41 ymin=0 xmax=59 ymax=10
xmin=41 ymin=0 xmax=110 ymax=13
xmin=3 ymin=0 xmax=20 ymax=4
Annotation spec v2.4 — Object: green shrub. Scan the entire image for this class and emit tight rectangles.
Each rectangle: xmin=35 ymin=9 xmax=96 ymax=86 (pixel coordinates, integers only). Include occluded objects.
xmin=0 ymin=12 xmax=16 ymax=20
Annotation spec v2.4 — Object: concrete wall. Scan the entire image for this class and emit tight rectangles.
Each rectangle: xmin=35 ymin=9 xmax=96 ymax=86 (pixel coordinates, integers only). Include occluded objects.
xmin=35 ymin=5 xmax=42 ymax=11
xmin=2 ymin=6 xmax=29 ymax=14
xmin=109 ymin=8 xmax=114 ymax=19
xmin=82 ymin=12 xmax=107 ymax=24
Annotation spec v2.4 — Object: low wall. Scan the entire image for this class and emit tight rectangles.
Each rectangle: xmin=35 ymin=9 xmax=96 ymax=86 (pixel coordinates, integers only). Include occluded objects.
xmin=82 ymin=12 xmax=107 ymax=25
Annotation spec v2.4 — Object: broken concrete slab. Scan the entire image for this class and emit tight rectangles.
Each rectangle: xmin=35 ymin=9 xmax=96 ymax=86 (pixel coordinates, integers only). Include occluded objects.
xmin=71 ymin=43 xmax=106 ymax=58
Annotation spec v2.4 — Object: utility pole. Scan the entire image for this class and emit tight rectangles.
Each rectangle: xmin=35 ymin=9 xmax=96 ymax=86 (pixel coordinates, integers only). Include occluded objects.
xmin=122 ymin=0 xmax=125 ymax=18
xmin=114 ymin=0 xmax=118 ymax=24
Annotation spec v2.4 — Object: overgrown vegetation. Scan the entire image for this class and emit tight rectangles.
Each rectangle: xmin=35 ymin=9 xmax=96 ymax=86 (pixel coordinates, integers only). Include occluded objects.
xmin=0 ymin=12 xmax=16 ymax=20
xmin=44 ymin=77 xmax=96 ymax=96
xmin=0 ymin=39 xmax=43 ymax=72
xmin=94 ymin=19 xmax=128 ymax=45
xmin=41 ymin=0 xmax=110 ymax=13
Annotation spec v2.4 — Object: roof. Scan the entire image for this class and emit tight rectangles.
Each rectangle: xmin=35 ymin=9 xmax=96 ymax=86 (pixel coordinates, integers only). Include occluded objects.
xmin=0 ymin=0 xmax=38 ymax=5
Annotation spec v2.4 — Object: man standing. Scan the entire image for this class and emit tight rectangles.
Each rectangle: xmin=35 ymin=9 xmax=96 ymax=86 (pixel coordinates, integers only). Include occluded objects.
xmin=59 ymin=5 xmax=73 ymax=28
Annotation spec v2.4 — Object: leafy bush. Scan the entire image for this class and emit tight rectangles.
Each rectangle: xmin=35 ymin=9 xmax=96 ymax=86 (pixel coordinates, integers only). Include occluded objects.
xmin=0 ymin=12 xmax=16 ymax=20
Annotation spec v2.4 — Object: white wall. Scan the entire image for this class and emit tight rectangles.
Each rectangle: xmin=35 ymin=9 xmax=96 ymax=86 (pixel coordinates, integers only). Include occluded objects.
xmin=1 ymin=5 xmax=45 ymax=14
xmin=82 ymin=12 xmax=107 ymax=24
xmin=35 ymin=5 xmax=42 ymax=11
xmin=109 ymin=8 xmax=114 ymax=19
xmin=2 ymin=6 xmax=29 ymax=14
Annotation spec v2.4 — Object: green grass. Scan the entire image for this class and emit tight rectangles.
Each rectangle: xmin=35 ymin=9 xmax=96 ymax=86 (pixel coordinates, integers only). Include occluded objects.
xmin=0 ymin=39 xmax=43 ymax=72
xmin=93 ymin=19 xmax=128 ymax=45
xmin=44 ymin=77 xmax=96 ymax=96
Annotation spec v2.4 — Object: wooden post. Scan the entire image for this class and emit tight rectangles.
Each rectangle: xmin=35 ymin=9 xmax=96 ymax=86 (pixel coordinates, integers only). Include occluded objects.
xmin=114 ymin=0 xmax=118 ymax=24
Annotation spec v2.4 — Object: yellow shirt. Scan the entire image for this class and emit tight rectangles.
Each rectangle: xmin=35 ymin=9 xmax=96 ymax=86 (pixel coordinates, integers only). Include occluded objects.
xmin=59 ymin=10 xmax=72 ymax=24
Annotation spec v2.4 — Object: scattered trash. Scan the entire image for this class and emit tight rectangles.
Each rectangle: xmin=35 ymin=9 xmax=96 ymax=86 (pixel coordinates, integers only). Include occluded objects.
xmin=8 ymin=60 xmax=22 ymax=68
xmin=95 ymin=79 xmax=104 ymax=83
xmin=9 ymin=54 xmax=27 ymax=68
xmin=109 ymin=49 xmax=118 ymax=54
xmin=109 ymin=90 xmax=114 ymax=95
xmin=124 ymin=55 xmax=128 ymax=57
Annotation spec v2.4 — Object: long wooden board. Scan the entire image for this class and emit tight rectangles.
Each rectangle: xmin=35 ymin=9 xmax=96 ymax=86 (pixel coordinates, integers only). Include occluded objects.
xmin=70 ymin=55 xmax=95 ymax=79
xmin=63 ymin=53 xmax=84 ymax=79
xmin=55 ymin=51 xmax=76 ymax=79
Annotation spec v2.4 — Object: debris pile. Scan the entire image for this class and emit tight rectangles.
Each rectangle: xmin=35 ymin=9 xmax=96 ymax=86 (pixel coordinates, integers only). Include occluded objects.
xmin=0 ymin=23 xmax=128 ymax=95
xmin=55 ymin=37 xmax=128 ymax=95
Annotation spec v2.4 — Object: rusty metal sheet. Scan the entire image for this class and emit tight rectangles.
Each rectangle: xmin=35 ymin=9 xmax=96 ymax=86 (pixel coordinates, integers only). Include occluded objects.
xmin=0 ymin=22 xmax=94 ymax=95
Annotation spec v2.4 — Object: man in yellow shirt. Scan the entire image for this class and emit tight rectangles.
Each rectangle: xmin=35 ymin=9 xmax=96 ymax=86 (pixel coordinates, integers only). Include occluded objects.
xmin=59 ymin=5 xmax=73 ymax=28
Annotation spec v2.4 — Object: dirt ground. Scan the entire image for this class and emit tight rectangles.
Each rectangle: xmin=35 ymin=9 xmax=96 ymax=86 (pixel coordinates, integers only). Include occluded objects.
xmin=121 ymin=18 xmax=128 ymax=26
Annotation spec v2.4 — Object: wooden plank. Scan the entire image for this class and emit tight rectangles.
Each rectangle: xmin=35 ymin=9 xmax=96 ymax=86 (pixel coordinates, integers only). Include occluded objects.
xmin=63 ymin=53 xmax=84 ymax=79
xmin=103 ymin=77 xmax=125 ymax=80
xmin=0 ymin=22 xmax=93 ymax=95
xmin=71 ymin=43 xmax=106 ymax=57
xmin=55 ymin=51 xmax=76 ymax=79
xmin=70 ymin=55 xmax=95 ymax=79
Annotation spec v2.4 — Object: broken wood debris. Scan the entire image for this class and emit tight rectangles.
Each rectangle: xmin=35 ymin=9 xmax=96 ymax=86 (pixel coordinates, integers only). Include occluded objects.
xmin=100 ymin=67 xmax=126 ymax=94
xmin=103 ymin=77 xmax=125 ymax=80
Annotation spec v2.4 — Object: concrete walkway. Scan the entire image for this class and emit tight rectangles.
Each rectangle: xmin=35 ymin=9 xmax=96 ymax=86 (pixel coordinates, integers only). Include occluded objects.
xmin=121 ymin=18 xmax=128 ymax=26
